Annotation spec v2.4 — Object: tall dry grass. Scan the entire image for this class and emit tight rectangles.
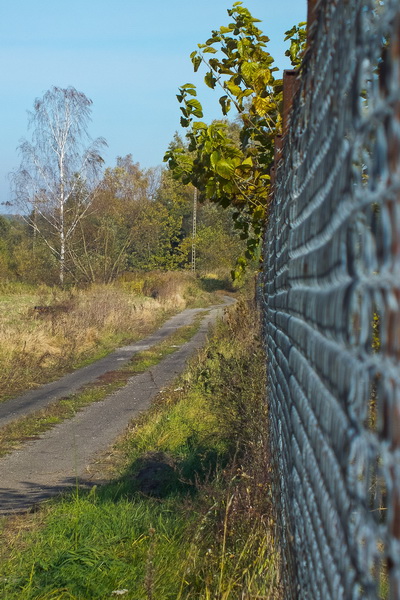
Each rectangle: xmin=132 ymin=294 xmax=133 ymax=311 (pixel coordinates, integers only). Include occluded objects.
xmin=0 ymin=273 xmax=207 ymax=401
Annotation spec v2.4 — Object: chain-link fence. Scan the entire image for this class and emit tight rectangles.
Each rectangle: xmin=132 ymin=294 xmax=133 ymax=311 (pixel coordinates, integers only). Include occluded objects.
xmin=262 ymin=1 xmax=400 ymax=597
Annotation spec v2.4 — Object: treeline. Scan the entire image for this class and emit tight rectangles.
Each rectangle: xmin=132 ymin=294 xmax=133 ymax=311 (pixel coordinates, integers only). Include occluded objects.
xmin=0 ymin=155 xmax=245 ymax=286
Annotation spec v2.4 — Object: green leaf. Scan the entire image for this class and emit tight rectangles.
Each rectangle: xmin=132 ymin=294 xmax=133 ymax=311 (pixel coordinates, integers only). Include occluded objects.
xmin=191 ymin=55 xmax=202 ymax=72
xmin=284 ymin=26 xmax=297 ymax=40
xmin=253 ymin=96 xmax=274 ymax=116
xmin=252 ymin=205 xmax=265 ymax=221
xmin=222 ymin=181 xmax=234 ymax=194
xmin=203 ymin=47 xmax=218 ymax=54
xmin=210 ymin=151 xmax=221 ymax=168
xmin=186 ymin=98 xmax=203 ymax=118
xmin=219 ymin=95 xmax=231 ymax=115
xmin=192 ymin=121 xmax=207 ymax=130
xmin=240 ymin=61 xmax=257 ymax=81
xmin=208 ymin=58 xmax=221 ymax=71
xmin=225 ymin=80 xmax=242 ymax=97
xmin=219 ymin=196 xmax=231 ymax=208
xmin=206 ymin=36 xmax=220 ymax=45
xmin=181 ymin=84 xmax=197 ymax=96
xmin=206 ymin=178 xmax=217 ymax=197
xmin=180 ymin=117 xmax=190 ymax=128
xmin=215 ymin=159 xmax=235 ymax=179
xmin=247 ymin=237 xmax=259 ymax=251
xmin=204 ymin=71 xmax=217 ymax=89
xmin=236 ymin=157 xmax=253 ymax=172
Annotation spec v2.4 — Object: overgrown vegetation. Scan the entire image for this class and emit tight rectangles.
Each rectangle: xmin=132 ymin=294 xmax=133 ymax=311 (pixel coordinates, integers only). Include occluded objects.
xmin=0 ymin=299 xmax=281 ymax=599
xmin=0 ymin=272 xmax=224 ymax=401
xmin=3 ymin=158 xmax=247 ymax=286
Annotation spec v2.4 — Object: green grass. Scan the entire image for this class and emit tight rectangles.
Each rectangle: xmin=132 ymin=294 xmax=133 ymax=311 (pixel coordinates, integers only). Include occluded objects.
xmin=0 ymin=300 xmax=281 ymax=600
xmin=0 ymin=317 xmax=204 ymax=458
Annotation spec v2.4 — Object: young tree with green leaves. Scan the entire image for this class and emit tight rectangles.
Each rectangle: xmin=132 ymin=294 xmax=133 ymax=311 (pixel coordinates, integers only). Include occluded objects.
xmin=164 ymin=2 xmax=283 ymax=277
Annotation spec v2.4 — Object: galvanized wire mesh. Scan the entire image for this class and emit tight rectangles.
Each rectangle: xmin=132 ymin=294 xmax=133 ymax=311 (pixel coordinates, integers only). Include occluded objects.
xmin=262 ymin=1 xmax=400 ymax=598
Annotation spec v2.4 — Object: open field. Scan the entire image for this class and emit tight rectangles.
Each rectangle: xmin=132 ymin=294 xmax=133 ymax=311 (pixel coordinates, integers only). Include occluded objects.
xmin=0 ymin=272 xmax=225 ymax=402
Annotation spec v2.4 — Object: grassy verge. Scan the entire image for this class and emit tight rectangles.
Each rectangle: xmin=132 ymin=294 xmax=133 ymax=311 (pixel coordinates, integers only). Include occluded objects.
xmin=0 ymin=299 xmax=281 ymax=600
xmin=0 ymin=316 xmax=204 ymax=459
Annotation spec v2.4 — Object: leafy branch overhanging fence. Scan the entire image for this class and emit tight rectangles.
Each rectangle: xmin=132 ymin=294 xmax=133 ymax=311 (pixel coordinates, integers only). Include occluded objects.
xmin=261 ymin=0 xmax=400 ymax=598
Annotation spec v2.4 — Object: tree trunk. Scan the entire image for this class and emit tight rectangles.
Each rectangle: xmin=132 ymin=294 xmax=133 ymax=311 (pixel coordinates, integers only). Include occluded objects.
xmin=60 ymin=229 xmax=65 ymax=286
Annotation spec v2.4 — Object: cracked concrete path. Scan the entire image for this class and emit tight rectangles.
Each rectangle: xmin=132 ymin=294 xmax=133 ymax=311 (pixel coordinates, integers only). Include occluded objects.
xmin=0 ymin=298 xmax=234 ymax=514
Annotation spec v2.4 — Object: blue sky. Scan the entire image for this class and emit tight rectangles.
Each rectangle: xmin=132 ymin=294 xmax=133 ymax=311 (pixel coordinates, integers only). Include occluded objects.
xmin=0 ymin=0 xmax=306 ymax=207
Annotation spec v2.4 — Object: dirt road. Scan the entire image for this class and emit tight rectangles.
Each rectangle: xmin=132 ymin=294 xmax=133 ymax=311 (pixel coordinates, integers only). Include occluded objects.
xmin=0 ymin=298 xmax=233 ymax=514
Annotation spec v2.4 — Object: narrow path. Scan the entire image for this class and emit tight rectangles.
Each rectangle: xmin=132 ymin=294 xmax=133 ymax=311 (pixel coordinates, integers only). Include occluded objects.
xmin=0 ymin=299 xmax=233 ymax=514
xmin=0 ymin=300 xmax=231 ymax=428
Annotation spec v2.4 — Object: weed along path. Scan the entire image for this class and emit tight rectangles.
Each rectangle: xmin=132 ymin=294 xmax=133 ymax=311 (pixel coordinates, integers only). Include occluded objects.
xmin=0 ymin=297 xmax=234 ymax=514
xmin=0 ymin=300 xmax=232 ymax=428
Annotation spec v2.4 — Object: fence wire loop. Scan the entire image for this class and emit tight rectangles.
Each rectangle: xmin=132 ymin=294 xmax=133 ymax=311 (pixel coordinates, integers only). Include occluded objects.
xmin=262 ymin=1 xmax=400 ymax=598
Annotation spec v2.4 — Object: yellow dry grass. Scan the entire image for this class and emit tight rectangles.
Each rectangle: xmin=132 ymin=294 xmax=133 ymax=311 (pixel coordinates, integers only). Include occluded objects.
xmin=0 ymin=275 xmax=202 ymax=401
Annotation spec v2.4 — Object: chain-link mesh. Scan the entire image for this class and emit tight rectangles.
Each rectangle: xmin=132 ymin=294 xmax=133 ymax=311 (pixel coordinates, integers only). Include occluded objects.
xmin=262 ymin=1 xmax=400 ymax=598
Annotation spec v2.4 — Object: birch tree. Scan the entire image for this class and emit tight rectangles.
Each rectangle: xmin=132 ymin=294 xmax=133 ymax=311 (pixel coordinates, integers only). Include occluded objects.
xmin=11 ymin=86 xmax=107 ymax=285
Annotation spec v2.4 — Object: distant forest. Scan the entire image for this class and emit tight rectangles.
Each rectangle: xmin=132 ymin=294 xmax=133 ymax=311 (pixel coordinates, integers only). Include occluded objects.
xmin=1 ymin=155 xmax=245 ymax=286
